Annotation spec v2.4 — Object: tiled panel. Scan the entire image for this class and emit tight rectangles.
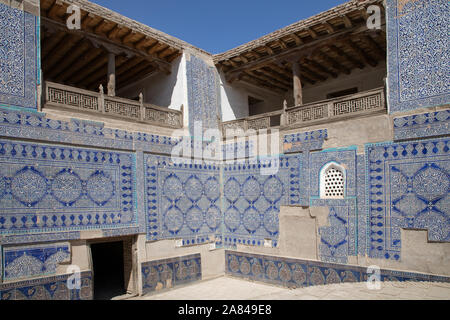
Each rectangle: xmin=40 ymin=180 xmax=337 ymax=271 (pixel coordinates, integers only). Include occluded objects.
xmin=394 ymin=109 xmax=450 ymax=141
xmin=141 ymin=254 xmax=201 ymax=295
xmin=0 ymin=138 xmax=137 ymax=235
xmin=366 ymin=138 xmax=450 ymax=261
xmin=0 ymin=3 xmax=38 ymax=109
xmin=0 ymin=109 xmax=179 ymax=155
xmin=3 ymin=242 xmax=70 ymax=281
xmin=283 ymin=129 xmax=327 ymax=153
xmin=356 ymin=155 xmax=367 ymax=257
xmin=186 ymin=55 xmax=221 ymax=134
xmin=387 ymin=0 xmax=450 ymax=113
xmin=0 ymin=271 xmax=92 ymax=300
xmin=145 ymin=154 xmax=221 ymax=244
xmin=222 ymin=155 xmax=301 ymax=247
xmin=311 ymin=198 xmax=357 ymax=264
xmin=225 ymin=251 xmax=450 ymax=289
xmin=310 ymin=147 xmax=357 ymax=197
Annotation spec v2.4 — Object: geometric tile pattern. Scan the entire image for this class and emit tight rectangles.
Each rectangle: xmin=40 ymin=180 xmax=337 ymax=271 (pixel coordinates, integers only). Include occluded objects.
xmin=394 ymin=109 xmax=450 ymax=141
xmin=0 ymin=109 xmax=179 ymax=156
xmin=3 ymin=242 xmax=70 ymax=281
xmin=366 ymin=138 xmax=450 ymax=261
xmin=145 ymin=154 xmax=221 ymax=245
xmin=141 ymin=254 xmax=201 ymax=295
xmin=0 ymin=138 xmax=137 ymax=235
xmin=311 ymin=198 xmax=358 ymax=264
xmin=222 ymin=155 xmax=301 ymax=247
xmin=0 ymin=3 xmax=38 ymax=109
xmin=387 ymin=0 xmax=450 ymax=113
xmin=283 ymin=129 xmax=327 ymax=153
xmin=0 ymin=271 xmax=92 ymax=300
xmin=225 ymin=251 xmax=450 ymax=288
xmin=186 ymin=55 xmax=221 ymax=135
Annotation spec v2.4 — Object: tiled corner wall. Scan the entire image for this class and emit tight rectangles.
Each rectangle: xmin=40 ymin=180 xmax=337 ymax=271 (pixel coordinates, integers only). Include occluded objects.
xmin=141 ymin=253 xmax=201 ymax=295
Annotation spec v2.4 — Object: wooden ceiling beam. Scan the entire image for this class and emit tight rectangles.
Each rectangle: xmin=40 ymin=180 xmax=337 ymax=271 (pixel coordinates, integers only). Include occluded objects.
xmin=43 ymin=34 xmax=81 ymax=72
xmin=56 ymin=48 xmax=104 ymax=82
xmin=315 ymin=50 xmax=351 ymax=75
xmin=328 ymin=44 xmax=364 ymax=69
xmin=117 ymin=65 xmax=156 ymax=90
xmin=107 ymin=24 xmax=125 ymax=40
xmin=240 ymin=74 xmax=286 ymax=94
xmin=223 ymin=22 xmax=370 ymax=80
xmin=322 ymin=22 xmax=335 ymax=34
xmin=290 ymin=33 xmax=304 ymax=46
xmin=94 ymin=19 xmax=109 ymax=35
xmin=342 ymin=39 xmax=378 ymax=67
xmin=361 ymin=34 xmax=386 ymax=60
xmin=46 ymin=40 xmax=91 ymax=79
xmin=41 ymin=17 xmax=172 ymax=74
xmin=41 ymin=30 xmax=66 ymax=60
xmin=47 ymin=0 xmax=63 ymax=19
xmin=341 ymin=14 xmax=353 ymax=28
xmin=71 ymin=55 xmax=109 ymax=84
xmin=303 ymin=57 xmax=337 ymax=78
xmin=81 ymin=13 xmax=96 ymax=29
xmin=83 ymin=55 xmax=128 ymax=89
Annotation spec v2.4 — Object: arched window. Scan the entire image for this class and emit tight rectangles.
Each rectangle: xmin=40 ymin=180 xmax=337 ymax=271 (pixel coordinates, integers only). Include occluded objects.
xmin=320 ymin=162 xmax=346 ymax=199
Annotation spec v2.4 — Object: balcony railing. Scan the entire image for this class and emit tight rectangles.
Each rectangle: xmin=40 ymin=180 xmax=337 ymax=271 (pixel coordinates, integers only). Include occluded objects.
xmin=221 ymin=87 xmax=386 ymax=135
xmin=44 ymin=81 xmax=183 ymax=129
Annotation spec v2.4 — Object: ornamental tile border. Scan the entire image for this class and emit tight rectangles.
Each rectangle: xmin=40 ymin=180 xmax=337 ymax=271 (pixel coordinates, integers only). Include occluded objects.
xmin=141 ymin=253 xmax=201 ymax=295
xmin=393 ymin=109 xmax=450 ymax=141
xmin=225 ymin=251 xmax=450 ymax=289
xmin=0 ymin=271 xmax=92 ymax=300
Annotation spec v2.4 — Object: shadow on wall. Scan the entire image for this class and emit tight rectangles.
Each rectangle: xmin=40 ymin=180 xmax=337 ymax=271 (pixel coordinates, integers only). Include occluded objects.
xmin=118 ymin=55 xmax=183 ymax=109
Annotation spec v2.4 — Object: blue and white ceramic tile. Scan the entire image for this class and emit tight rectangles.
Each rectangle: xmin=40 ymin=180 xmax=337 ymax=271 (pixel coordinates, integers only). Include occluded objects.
xmin=386 ymin=0 xmax=450 ymax=113
xmin=0 ymin=271 xmax=92 ymax=300
xmin=145 ymin=154 xmax=221 ymax=244
xmin=222 ymin=154 xmax=301 ymax=247
xmin=366 ymin=138 xmax=450 ymax=261
xmin=394 ymin=109 xmax=450 ymax=141
xmin=3 ymin=242 xmax=70 ymax=281
xmin=225 ymin=251 xmax=450 ymax=289
xmin=141 ymin=254 xmax=201 ymax=294
xmin=0 ymin=3 xmax=38 ymax=110
xmin=186 ymin=55 xmax=221 ymax=135
xmin=0 ymin=138 xmax=137 ymax=235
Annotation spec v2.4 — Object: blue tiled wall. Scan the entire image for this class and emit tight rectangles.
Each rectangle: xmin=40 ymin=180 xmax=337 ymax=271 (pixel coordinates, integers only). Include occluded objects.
xmin=386 ymin=0 xmax=450 ymax=113
xmin=366 ymin=137 xmax=450 ymax=261
xmin=0 ymin=3 xmax=38 ymax=110
xmin=141 ymin=254 xmax=201 ymax=295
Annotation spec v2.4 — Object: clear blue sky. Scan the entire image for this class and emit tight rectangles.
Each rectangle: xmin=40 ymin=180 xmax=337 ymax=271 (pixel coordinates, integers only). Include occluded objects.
xmin=90 ymin=0 xmax=346 ymax=54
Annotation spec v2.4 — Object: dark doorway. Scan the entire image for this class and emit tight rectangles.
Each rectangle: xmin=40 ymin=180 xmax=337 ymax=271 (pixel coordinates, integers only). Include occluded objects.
xmin=91 ymin=241 xmax=126 ymax=300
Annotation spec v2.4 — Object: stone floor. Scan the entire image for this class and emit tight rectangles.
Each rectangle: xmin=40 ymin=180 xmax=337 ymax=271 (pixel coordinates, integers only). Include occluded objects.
xmin=136 ymin=276 xmax=450 ymax=300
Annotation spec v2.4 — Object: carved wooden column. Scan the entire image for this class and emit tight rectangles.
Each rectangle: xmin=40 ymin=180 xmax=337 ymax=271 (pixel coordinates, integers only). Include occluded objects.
xmin=292 ymin=61 xmax=303 ymax=106
xmin=107 ymin=52 xmax=116 ymax=97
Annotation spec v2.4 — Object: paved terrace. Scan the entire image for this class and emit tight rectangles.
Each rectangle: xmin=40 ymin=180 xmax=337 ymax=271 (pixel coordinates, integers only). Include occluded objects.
xmin=134 ymin=276 xmax=450 ymax=300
